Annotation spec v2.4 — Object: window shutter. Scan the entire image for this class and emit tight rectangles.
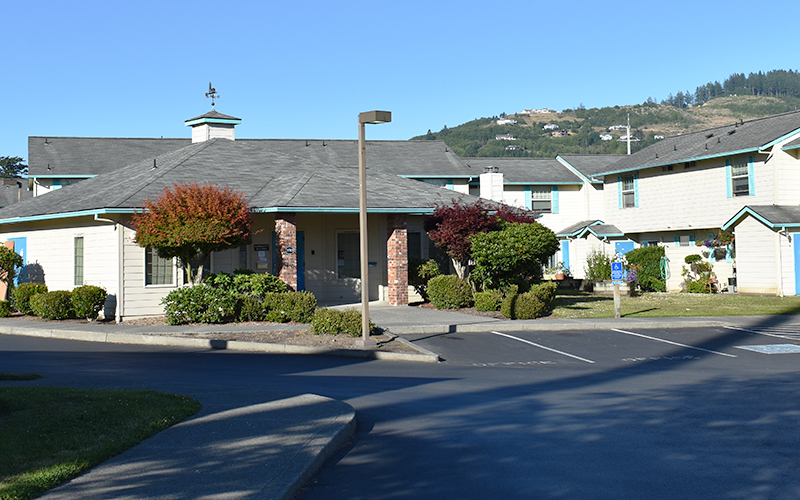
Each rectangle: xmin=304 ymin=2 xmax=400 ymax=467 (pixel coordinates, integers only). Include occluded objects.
xmin=747 ymin=154 xmax=755 ymax=196
xmin=689 ymin=233 xmax=695 ymax=246
xmin=551 ymin=185 xmax=559 ymax=214
xmin=524 ymin=186 xmax=532 ymax=210
xmin=617 ymin=175 xmax=623 ymax=209
xmin=674 ymin=235 xmax=680 ymax=247
xmin=725 ymin=159 xmax=732 ymax=198
xmin=633 ymin=172 xmax=639 ymax=207
xmin=446 ymin=179 xmax=454 ymax=190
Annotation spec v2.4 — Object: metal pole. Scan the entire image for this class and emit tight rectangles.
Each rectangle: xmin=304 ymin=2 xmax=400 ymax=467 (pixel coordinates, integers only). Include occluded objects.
xmin=357 ymin=120 xmax=376 ymax=347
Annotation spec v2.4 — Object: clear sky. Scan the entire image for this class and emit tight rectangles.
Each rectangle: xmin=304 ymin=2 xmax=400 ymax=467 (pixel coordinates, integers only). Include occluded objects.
xmin=4 ymin=0 xmax=799 ymax=161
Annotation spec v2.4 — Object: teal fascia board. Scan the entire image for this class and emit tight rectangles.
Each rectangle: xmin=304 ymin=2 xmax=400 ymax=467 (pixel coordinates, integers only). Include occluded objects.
xmin=759 ymin=128 xmax=800 ymax=151
xmin=782 ymin=142 xmax=800 ymax=152
xmin=587 ymin=228 xmax=624 ymax=238
xmin=720 ymin=207 xmax=800 ymax=231
xmin=556 ymin=221 xmax=606 ymax=238
xmin=32 ymin=175 xmax=96 ymax=180
xmin=599 ymin=147 xmax=767 ymax=177
xmin=0 ymin=208 xmax=134 ymax=225
xmin=184 ymin=117 xmax=242 ymax=126
xmin=504 ymin=181 xmax=582 ymax=186
xmin=398 ymin=175 xmax=472 ymax=179
xmin=555 ymin=156 xmax=600 ymax=184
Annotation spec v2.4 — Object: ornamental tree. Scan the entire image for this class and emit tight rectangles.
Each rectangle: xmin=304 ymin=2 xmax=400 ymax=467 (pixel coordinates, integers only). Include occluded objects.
xmin=424 ymin=200 xmax=541 ymax=279
xmin=469 ymin=222 xmax=558 ymax=291
xmin=132 ymin=183 xmax=253 ymax=285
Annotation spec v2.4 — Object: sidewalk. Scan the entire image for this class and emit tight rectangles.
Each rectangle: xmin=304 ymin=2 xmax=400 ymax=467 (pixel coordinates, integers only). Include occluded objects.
xmin=4 ymin=306 xmax=799 ymax=499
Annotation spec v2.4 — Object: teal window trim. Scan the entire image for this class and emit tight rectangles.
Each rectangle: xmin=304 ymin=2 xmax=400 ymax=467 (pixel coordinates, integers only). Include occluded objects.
xmin=551 ymin=186 xmax=559 ymax=214
xmin=617 ymin=175 xmax=623 ymax=209
xmin=689 ymin=233 xmax=695 ymax=246
xmin=633 ymin=172 xmax=639 ymax=207
xmin=446 ymin=179 xmax=454 ymax=190
xmin=53 ymin=179 xmax=62 ymax=190
xmin=674 ymin=235 xmax=680 ymax=247
xmin=524 ymin=186 xmax=532 ymax=210
xmin=747 ymin=154 xmax=755 ymax=196
xmin=725 ymin=159 xmax=732 ymax=198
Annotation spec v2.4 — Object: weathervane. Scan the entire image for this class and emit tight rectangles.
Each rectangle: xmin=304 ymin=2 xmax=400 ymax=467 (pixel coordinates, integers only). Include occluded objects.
xmin=205 ymin=82 xmax=219 ymax=108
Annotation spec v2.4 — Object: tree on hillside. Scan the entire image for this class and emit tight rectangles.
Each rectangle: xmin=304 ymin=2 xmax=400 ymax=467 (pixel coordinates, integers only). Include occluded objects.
xmin=132 ymin=183 xmax=254 ymax=285
xmin=0 ymin=157 xmax=27 ymax=178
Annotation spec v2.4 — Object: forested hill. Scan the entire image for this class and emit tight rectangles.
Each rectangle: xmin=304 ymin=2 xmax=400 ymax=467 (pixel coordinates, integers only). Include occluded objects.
xmin=413 ymin=70 xmax=800 ymax=157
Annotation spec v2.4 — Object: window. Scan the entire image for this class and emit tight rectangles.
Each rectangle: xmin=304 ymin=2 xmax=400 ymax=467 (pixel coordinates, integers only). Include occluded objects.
xmin=337 ymin=232 xmax=360 ymax=279
xmin=408 ymin=232 xmax=422 ymax=261
xmin=145 ymin=247 xmax=173 ymax=285
xmin=621 ymin=174 xmax=637 ymax=208
xmin=730 ymin=157 xmax=749 ymax=196
xmin=529 ymin=188 xmax=552 ymax=212
xmin=74 ymin=236 xmax=84 ymax=286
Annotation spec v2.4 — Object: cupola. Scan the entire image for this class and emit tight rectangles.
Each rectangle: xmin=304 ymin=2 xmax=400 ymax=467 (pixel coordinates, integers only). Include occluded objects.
xmin=184 ymin=109 xmax=242 ymax=143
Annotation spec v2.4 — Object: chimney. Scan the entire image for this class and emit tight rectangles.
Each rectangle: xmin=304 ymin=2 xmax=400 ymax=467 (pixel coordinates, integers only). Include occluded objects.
xmin=479 ymin=166 xmax=504 ymax=202
xmin=184 ymin=110 xmax=242 ymax=143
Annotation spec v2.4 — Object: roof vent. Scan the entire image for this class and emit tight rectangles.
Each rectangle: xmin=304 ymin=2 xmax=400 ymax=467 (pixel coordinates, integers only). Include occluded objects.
xmin=484 ymin=166 xmax=499 ymax=173
xmin=728 ymin=129 xmax=736 ymax=135
xmin=706 ymin=133 xmax=714 ymax=139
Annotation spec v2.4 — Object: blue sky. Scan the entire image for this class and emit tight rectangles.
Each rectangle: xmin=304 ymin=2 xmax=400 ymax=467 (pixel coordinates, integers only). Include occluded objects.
xmin=4 ymin=0 xmax=799 ymax=161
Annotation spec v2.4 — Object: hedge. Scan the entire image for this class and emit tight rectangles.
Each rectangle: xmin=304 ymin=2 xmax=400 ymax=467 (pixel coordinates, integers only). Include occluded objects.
xmin=11 ymin=283 xmax=48 ymax=315
xmin=30 ymin=291 xmax=74 ymax=320
xmin=427 ymin=275 xmax=473 ymax=309
xmin=310 ymin=308 xmax=377 ymax=336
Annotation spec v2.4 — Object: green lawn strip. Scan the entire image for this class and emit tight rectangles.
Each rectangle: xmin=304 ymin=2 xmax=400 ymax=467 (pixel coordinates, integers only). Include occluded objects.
xmin=551 ymin=291 xmax=800 ymax=319
xmin=0 ymin=374 xmax=43 ymax=382
xmin=0 ymin=387 xmax=201 ymax=500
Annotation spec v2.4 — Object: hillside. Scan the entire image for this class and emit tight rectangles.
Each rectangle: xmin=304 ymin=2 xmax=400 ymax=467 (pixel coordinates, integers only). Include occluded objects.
xmin=412 ymin=95 xmax=800 ymax=157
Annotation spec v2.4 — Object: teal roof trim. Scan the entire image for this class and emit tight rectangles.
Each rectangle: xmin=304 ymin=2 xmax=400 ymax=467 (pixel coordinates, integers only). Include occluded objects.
xmin=721 ymin=207 xmax=800 ymax=231
xmin=32 ymin=175 xmax=96 ymax=180
xmin=600 ymin=148 xmax=768 ymax=176
xmin=398 ymin=175 xmax=473 ymax=179
xmin=184 ymin=117 xmax=242 ymax=126
xmin=250 ymin=207 xmax=436 ymax=215
xmin=759 ymin=128 xmax=800 ymax=151
xmin=556 ymin=156 xmax=601 ymax=184
xmin=0 ymin=208 xmax=133 ymax=225
xmin=556 ymin=220 xmax=606 ymax=238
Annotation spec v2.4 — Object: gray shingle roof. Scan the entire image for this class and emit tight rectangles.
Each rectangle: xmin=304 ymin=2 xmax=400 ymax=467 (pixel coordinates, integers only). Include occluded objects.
xmin=0 ymin=139 xmax=483 ymax=223
xmin=782 ymin=136 xmax=800 ymax=152
xmin=599 ymin=110 xmax=800 ymax=175
xmin=28 ymin=137 xmax=191 ymax=177
xmin=461 ymin=157 xmax=583 ymax=184
xmin=557 ymin=154 xmax=626 ymax=180
xmin=723 ymin=205 xmax=800 ymax=230
xmin=185 ymin=110 xmax=241 ymax=122
xmin=556 ymin=220 xmax=624 ymax=238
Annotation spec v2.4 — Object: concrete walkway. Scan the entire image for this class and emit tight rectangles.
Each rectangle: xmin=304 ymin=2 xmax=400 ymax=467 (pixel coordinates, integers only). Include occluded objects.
xmin=3 ymin=305 xmax=797 ymax=499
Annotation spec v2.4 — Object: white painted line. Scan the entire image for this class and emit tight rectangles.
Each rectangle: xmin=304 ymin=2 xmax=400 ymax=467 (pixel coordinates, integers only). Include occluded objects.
xmin=611 ymin=329 xmax=737 ymax=358
xmin=490 ymin=331 xmax=595 ymax=364
xmin=723 ymin=325 xmax=800 ymax=342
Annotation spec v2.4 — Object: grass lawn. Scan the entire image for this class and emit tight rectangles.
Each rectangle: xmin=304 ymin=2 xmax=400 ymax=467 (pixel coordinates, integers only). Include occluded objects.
xmin=551 ymin=290 xmax=800 ymax=319
xmin=0 ymin=382 xmax=201 ymax=500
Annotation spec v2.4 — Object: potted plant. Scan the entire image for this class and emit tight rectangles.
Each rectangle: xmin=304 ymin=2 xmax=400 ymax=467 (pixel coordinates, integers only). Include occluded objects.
xmin=553 ymin=262 xmax=570 ymax=280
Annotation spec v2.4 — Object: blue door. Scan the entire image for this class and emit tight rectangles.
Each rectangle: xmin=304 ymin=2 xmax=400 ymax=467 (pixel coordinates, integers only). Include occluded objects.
xmin=794 ymin=233 xmax=800 ymax=295
xmin=615 ymin=241 xmax=635 ymax=256
xmin=8 ymin=237 xmax=26 ymax=285
xmin=560 ymin=240 xmax=570 ymax=272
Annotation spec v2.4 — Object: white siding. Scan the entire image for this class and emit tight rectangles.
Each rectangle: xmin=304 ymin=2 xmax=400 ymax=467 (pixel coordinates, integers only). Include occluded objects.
xmin=121 ymin=224 xmax=181 ymax=319
xmin=734 ymin=217 xmax=780 ymax=295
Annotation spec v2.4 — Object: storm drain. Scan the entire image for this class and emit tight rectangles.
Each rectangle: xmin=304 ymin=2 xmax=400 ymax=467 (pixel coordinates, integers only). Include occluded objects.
xmin=735 ymin=344 xmax=800 ymax=354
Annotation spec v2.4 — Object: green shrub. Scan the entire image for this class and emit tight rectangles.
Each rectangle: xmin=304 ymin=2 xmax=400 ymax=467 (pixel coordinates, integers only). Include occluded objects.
xmin=263 ymin=291 xmax=317 ymax=323
xmin=409 ymin=258 xmax=442 ymax=300
xmin=236 ymin=294 xmax=266 ymax=322
xmin=0 ymin=246 xmax=23 ymax=288
xmin=500 ymin=285 xmax=519 ymax=319
xmin=625 ymin=246 xmax=666 ymax=292
xmin=585 ymin=248 xmax=612 ymax=281
xmin=71 ymin=285 xmax=108 ymax=320
xmin=0 ymin=301 xmax=10 ymax=317
xmin=161 ymin=285 xmax=238 ymax=325
xmin=10 ymin=283 xmax=48 ymax=315
xmin=234 ymin=273 xmax=289 ymax=296
xmin=527 ymin=281 xmax=558 ymax=307
xmin=686 ymin=279 xmax=713 ymax=293
xmin=310 ymin=308 xmax=377 ymax=336
xmin=204 ymin=272 xmax=234 ymax=289
xmin=427 ymin=275 xmax=473 ymax=309
xmin=30 ymin=291 xmax=74 ymax=320
xmin=475 ymin=289 xmax=503 ymax=312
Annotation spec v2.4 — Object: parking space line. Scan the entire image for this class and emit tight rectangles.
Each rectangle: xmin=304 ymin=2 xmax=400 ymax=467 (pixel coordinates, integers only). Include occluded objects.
xmin=723 ymin=325 xmax=800 ymax=342
xmin=610 ymin=329 xmax=737 ymax=357
xmin=490 ymin=331 xmax=595 ymax=364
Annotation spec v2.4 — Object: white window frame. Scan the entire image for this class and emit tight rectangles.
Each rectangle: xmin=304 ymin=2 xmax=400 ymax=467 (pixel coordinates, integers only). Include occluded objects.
xmin=145 ymin=247 xmax=175 ymax=286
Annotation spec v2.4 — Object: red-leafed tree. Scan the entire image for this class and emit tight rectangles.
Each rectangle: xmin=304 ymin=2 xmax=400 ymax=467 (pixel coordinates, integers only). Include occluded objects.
xmin=424 ymin=200 xmax=539 ymax=279
xmin=132 ymin=183 xmax=253 ymax=285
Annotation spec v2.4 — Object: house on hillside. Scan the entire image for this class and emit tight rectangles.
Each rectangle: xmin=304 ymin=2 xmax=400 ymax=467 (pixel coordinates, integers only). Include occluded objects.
xmin=0 ymin=109 xmax=488 ymax=320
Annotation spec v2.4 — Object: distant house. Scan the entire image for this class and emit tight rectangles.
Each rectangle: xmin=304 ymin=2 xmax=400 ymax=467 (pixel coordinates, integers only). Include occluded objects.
xmin=505 ymin=145 xmax=522 ymax=151
xmin=543 ymin=124 xmax=559 ymax=130
xmin=552 ymin=130 xmax=569 ymax=137
xmin=497 ymin=118 xmax=517 ymax=125
xmin=609 ymin=125 xmax=627 ymax=131
xmin=654 ymin=135 xmax=665 ymax=140
xmin=521 ymin=108 xmax=556 ymax=114
xmin=599 ymin=134 xmax=613 ymax=141
xmin=496 ymin=134 xmax=516 ymax=141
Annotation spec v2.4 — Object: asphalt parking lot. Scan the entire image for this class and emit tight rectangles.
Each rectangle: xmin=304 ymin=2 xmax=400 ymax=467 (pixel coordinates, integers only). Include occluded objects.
xmin=403 ymin=324 xmax=800 ymax=369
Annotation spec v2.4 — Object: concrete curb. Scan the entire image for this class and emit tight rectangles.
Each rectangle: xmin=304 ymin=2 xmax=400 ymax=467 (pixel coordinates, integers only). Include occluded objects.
xmin=0 ymin=325 xmax=441 ymax=363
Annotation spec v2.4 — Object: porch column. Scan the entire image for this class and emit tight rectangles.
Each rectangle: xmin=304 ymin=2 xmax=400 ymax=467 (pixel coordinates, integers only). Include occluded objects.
xmin=275 ymin=213 xmax=297 ymax=291
xmin=387 ymin=214 xmax=409 ymax=306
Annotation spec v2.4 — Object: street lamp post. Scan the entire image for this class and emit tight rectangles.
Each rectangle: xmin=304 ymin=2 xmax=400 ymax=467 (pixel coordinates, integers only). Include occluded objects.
xmin=357 ymin=110 xmax=392 ymax=347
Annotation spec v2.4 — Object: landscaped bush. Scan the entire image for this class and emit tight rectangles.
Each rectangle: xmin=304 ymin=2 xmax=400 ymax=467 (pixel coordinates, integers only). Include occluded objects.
xmin=625 ymin=246 xmax=666 ymax=292
xmin=500 ymin=285 xmax=548 ymax=319
xmin=409 ymin=258 xmax=442 ymax=301
xmin=584 ymin=248 xmax=612 ymax=281
xmin=475 ymin=289 xmax=503 ymax=312
xmin=262 ymin=291 xmax=317 ymax=323
xmin=236 ymin=294 xmax=267 ymax=322
xmin=30 ymin=291 xmax=74 ymax=320
xmin=204 ymin=272 xmax=234 ymax=289
xmin=11 ymin=283 xmax=48 ymax=315
xmin=161 ymin=285 xmax=238 ymax=325
xmin=72 ymin=285 xmax=108 ymax=320
xmin=0 ymin=300 xmax=10 ymax=317
xmin=499 ymin=285 xmax=519 ymax=319
xmin=233 ymin=273 xmax=289 ymax=296
xmin=310 ymin=308 xmax=377 ymax=336
xmin=427 ymin=275 xmax=473 ymax=310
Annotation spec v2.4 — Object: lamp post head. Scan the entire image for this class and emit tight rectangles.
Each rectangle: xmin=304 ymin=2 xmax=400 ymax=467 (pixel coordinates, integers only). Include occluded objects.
xmin=359 ymin=110 xmax=392 ymax=125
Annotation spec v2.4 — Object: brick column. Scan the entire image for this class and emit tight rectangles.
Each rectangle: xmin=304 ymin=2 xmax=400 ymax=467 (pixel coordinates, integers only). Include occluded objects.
xmin=275 ymin=214 xmax=297 ymax=291
xmin=387 ymin=214 xmax=409 ymax=306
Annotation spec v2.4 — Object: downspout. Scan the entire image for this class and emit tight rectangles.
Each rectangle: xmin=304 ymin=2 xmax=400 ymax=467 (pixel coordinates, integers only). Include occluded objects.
xmin=93 ymin=214 xmax=123 ymax=321
xmin=777 ymin=226 xmax=786 ymax=297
